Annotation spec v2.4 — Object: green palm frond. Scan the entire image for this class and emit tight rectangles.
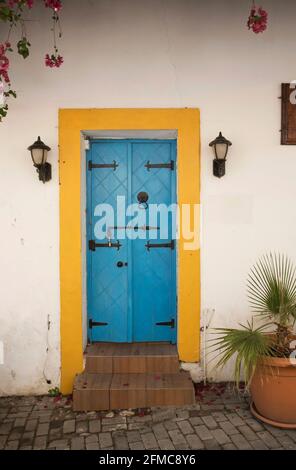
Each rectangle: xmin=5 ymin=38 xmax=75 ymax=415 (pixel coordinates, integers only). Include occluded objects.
xmin=247 ymin=253 xmax=296 ymax=326
xmin=209 ymin=321 xmax=275 ymax=386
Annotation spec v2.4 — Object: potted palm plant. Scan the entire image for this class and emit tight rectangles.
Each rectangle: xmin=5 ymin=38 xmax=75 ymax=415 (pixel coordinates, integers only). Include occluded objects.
xmin=212 ymin=253 xmax=296 ymax=429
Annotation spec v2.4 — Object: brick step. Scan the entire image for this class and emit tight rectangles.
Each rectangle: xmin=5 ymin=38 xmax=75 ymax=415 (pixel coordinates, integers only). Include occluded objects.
xmin=73 ymin=371 xmax=195 ymax=411
xmin=85 ymin=342 xmax=180 ymax=374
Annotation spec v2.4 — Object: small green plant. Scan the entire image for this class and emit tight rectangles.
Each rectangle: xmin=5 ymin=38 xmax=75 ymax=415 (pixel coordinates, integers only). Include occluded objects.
xmin=48 ymin=386 xmax=60 ymax=397
xmin=211 ymin=253 xmax=296 ymax=385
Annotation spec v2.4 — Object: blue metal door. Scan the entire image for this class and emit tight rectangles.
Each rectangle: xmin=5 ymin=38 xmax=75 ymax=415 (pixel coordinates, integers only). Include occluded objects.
xmin=87 ymin=139 xmax=176 ymax=343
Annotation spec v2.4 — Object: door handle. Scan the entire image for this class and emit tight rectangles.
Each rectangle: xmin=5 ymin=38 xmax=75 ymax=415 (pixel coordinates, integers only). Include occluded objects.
xmin=117 ymin=261 xmax=128 ymax=268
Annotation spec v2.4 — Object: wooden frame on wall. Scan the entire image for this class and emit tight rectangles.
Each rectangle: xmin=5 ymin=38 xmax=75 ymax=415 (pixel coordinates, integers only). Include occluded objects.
xmin=281 ymin=83 xmax=296 ymax=145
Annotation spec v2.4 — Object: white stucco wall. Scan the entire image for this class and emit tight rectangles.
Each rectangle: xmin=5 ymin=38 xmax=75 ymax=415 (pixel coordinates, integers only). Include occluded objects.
xmin=1 ymin=0 xmax=296 ymax=394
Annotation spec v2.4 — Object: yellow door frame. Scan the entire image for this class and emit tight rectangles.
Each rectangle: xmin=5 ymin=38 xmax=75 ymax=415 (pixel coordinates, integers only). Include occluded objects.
xmin=59 ymin=108 xmax=200 ymax=394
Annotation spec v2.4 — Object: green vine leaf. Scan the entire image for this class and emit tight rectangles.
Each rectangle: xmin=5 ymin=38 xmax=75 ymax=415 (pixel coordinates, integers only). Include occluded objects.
xmin=17 ymin=37 xmax=31 ymax=59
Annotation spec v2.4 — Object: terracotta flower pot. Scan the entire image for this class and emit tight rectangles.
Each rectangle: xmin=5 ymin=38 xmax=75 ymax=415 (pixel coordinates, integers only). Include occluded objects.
xmin=250 ymin=356 xmax=296 ymax=429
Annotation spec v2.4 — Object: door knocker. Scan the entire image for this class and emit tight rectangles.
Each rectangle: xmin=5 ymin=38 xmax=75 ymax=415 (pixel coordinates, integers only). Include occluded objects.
xmin=137 ymin=191 xmax=149 ymax=210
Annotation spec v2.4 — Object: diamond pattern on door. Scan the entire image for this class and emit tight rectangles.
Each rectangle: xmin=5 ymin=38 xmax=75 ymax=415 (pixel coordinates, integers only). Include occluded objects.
xmin=87 ymin=140 xmax=176 ymax=343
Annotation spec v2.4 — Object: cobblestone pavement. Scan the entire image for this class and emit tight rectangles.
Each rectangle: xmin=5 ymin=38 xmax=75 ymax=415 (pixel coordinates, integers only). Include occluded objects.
xmin=0 ymin=384 xmax=296 ymax=451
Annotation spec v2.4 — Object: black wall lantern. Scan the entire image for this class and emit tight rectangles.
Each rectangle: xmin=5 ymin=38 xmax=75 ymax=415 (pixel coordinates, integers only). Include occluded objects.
xmin=28 ymin=136 xmax=51 ymax=183
xmin=209 ymin=132 xmax=232 ymax=178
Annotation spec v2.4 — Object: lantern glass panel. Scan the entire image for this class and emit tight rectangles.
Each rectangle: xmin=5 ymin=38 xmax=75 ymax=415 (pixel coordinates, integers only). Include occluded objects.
xmin=215 ymin=143 xmax=228 ymax=160
xmin=31 ymin=148 xmax=47 ymax=166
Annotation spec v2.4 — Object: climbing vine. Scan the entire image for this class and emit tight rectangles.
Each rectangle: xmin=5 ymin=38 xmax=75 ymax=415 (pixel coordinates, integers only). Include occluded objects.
xmin=0 ymin=0 xmax=63 ymax=121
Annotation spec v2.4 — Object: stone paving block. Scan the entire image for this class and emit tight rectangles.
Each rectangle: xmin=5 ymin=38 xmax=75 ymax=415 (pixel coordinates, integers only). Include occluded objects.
xmin=168 ymin=429 xmax=187 ymax=447
xmin=128 ymin=422 xmax=149 ymax=431
xmin=142 ymin=432 xmax=158 ymax=449
xmin=231 ymin=433 xmax=252 ymax=450
xmin=245 ymin=418 xmax=264 ymax=432
xmin=5 ymin=440 xmax=19 ymax=450
xmin=223 ymin=443 xmax=237 ymax=450
xmin=36 ymin=422 xmax=49 ymax=436
xmin=0 ymin=435 xmax=7 ymax=449
xmin=102 ymin=423 xmax=127 ymax=432
xmin=177 ymin=420 xmax=194 ymax=435
xmin=236 ymin=408 xmax=253 ymax=419
xmin=99 ymin=432 xmax=113 ymax=449
xmin=0 ymin=423 xmax=13 ymax=435
xmin=263 ymin=423 xmax=287 ymax=437
xmin=201 ymin=404 xmax=224 ymax=411
xmin=33 ymin=436 xmax=47 ymax=450
xmin=129 ymin=441 xmax=145 ymax=450
xmin=211 ymin=428 xmax=231 ymax=445
xmin=226 ymin=413 xmax=245 ymax=427
xmin=152 ymin=423 xmax=169 ymax=440
xmin=212 ymin=412 xmax=227 ymax=422
xmin=49 ymin=427 xmax=62 ymax=439
xmin=14 ymin=418 xmax=26 ymax=428
xmin=237 ymin=425 xmax=258 ymax=441
xmin=204 ymin=439 xmax=221 ymax=450
xmin=275 ymin=435 xmax=296 ymax=450
xmin=48 ymin=439 xmax=69 ymax=448
xmin=186 ymin=433 xmax=204 ymax=450
xmin=176 ymin=442 xmax=190 ymax=450
xmin=86 ymin=434 xmax=98 ymax=444
xmin=257 ymin=431 xmax=281 ymax=449
xmin=21 ymin=431 xmax=34 ymax=445
xmin=201 ymin=416 xmax=218 ymax=429
xmin=114 ymin=432 xmax=129 ymax=450
xmin=63 ymin=419 xmax=75 ymax=434
xmin=25 ymin=419 xmax=38 ymax=432
xmin=71 ymin=437 xmax=85 ymax=450
xmin=86 ymin=442 xmax=100 ymax=450
xmin=102 ymin=416 xmax=126 ymax=426
xmin=286 ymin=430 xmax=296 ymax=442
xmin=9 ymin=429 xmax=23 ymax=440
xmin=251 ymin=439 xmax=269 ymax=450
xmin=152 ymin=409 xmax=175 ymax=422
xmin=76 ymin=421 xmax=88 ymax=434
xmin=8 ymin=412 xmax=29 ymax=419
xmin=164 ymin=420 xmax=178 ymax=431
xmin=158 ymin=438 xmax=175 ymax=450
xmin=219 ymin=420 xmax=238 ymax=436
xmin=89 ymin=420 xmax=100 ymax=433
xmin=194 ymin=425 xmax=212 ymax=441
xmin=189 ymin=416 xmax=203 ymax=426
xmin=127 ymin=430 xmax=141 ymax=443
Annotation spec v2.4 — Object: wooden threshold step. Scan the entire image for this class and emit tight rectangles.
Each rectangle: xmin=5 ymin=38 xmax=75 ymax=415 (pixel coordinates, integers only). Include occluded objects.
xmin=73 ymin=371 xmax=195 ymax=411
xmin=85 ymin=343 xmax=180 ymax=374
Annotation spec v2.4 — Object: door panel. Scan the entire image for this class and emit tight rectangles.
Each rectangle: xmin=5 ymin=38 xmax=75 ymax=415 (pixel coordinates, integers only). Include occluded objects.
xmin=87 ymin=142 xmax=129 ymax=342
xmin=131 ymin=142 xmax=176 ymax=342
xmin=87 ymin=139 xmax=176 ymax=343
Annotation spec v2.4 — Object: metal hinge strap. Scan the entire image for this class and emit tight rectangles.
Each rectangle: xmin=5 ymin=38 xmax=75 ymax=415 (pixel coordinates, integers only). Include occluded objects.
xmin=88 ymin=160 xmax=118 ymax=171
xmin=89 ymin=319 xmax=108 ymax=329
xmin=156 ymin=318 xmax=175 ymax=328
xmin=145 ymin=160 xmax=174 ymax=171
xmin=88 ymin=240 xmax=122 ymax=251
xmin=145 ymin=240 xmax=175 ymax=251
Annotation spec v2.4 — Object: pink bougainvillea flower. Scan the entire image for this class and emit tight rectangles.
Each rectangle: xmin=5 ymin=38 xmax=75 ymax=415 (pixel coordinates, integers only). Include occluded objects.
xmin=247 ymin=5 xmax=268 ymax=34
xmin=7 ymin=0 xmax=34 ymax=7
xmin=0 ymin=42 xmax=11 ymax=83
xmin=45 ymin=53 xmax=64 ymax=68
xmin=44 ymin=0 xmax=62 ymax=12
